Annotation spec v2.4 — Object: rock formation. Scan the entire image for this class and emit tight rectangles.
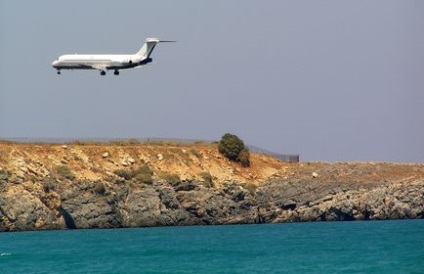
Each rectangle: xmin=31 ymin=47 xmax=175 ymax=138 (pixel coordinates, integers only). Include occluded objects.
xmin=0 ymin=142 xmax=423 ymax=231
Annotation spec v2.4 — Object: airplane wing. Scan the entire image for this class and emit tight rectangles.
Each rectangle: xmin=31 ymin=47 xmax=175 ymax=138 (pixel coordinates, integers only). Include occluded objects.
xmin=91 ymin=64 xmax=108 ymax=70
xmin=134 ymin=62 xmax=157 ymax=69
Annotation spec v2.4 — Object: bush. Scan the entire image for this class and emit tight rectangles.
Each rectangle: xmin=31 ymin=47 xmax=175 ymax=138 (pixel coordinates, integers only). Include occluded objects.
xmin=244 ymin=182 xmax=258 ymax=195
xmin=133 ymin=165 xmax=154 ymax=184
xmin=114 ymin=165 xmax=154 ymax=184
xmin=0 ymin=169 xmax=10 ymax=180
xmin=199 ymin=171 xmax=214 ymax=188
xmin=55 ymin=165 xmax=75 ymax=180
xmin=237 ymin=148 xmax=250 ymax=167
xmin=159 ymin=172 xmax=181 ymax=186
xmin=190 ymin=148 xmax=201 ymax=158
xmin=93 ymin=182 xmax=107 ymax=195
xmin=113 ymin=169 xmax=133 ymax=180
xmin=218 ymin=133 xmax=250 ymax=167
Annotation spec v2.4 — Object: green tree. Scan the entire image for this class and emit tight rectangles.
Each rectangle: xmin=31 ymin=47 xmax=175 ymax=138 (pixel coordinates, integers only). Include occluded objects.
xmin=218 ymin=133 xmax=250 ymax=167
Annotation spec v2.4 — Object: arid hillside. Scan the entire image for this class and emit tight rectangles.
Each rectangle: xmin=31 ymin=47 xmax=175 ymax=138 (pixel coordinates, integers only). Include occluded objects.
xmin=0 ymin=141 xmax=423 ymax=231
xmin=0 ymin=140 xmax=287 ymax=185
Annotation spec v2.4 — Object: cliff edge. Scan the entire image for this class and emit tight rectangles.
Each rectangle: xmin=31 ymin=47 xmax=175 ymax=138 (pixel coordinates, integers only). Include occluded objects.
xmin=0 ymin=141 xmax=423 ymax=231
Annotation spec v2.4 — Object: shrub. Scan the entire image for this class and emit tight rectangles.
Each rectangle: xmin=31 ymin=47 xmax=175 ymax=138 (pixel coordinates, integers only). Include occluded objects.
xmin=133 ymin=164 xmax=154 ymax=184
xmin=199 ymin=171 xmax=214 ymax=188
xmin=218 ymin=133 xmax=250 ymax=167
xmin=159 ymin=172 xmax=181 ymax=186
xmin=55 ymin=165 xmax=75 ymax=180
xmin=190 ymin=148 xmax=201 ymax=158
xmin=114 ymin=165 xmax=154 ymax=184
xmin=237 ymin=148 xmax=251 ymax=167
xmin=244 ymin=182 xmax=258 ymax=195
xmin=113 ymin=169 xmax=133 ymax=180
xmin=93 ymin=182 xmax=107 ymax=195
xmin=0 ymin=169 xmax=10 ymax=180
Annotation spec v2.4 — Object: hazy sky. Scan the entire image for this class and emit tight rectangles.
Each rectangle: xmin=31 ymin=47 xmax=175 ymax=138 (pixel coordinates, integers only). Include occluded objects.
xmin=1 ymin=0 xmax=423 ymax=162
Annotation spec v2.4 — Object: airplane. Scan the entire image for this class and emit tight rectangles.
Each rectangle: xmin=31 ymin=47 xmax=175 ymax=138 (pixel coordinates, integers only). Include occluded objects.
xmin=51 ymin=38 xmax=175 ymax=76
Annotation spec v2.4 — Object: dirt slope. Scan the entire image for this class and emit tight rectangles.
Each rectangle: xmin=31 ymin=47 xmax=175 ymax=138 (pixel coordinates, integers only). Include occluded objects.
xmin=0 ymin=141 xmax=287 ymax=185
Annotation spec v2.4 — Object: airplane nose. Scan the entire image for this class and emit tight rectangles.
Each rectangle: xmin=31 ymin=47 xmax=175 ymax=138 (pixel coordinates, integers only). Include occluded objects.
xmin=52 ymin=60 xmax=58 ymax=67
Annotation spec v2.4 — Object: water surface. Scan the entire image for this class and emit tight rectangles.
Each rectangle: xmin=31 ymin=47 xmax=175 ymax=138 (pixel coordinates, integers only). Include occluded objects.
xmin=1 ymin=220 xmax=423 ymax=273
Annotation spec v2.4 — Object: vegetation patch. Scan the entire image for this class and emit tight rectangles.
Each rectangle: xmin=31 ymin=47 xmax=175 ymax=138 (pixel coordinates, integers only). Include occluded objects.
xmin=93 ymin=181 xmax=107 ymax=195
xmin=54 ymin=165 xmax=75 ymax=180
xmin=190 ymin=148 xmax=201 ymax=158
xmin=113 ymin=169 xmax=133 ymax=180
xmin=218 ymin=133 xmax=250 ymax=167
xmin=159 ymin=171 xmax=181 ymax=186
xmin=237 ymin=148 xmax=250 ymax=167
xmin=114 ymin=164 xmax=154 ymax=184
xmin=244 ymin=182 xmax=258 ymax=195
xmin=0 ymin=169 xmax=10 ymax=180
xmin=133 ymin=165 xmax=154 ymax=184
xmin=199 ymin=171 xmax=214 ymax=188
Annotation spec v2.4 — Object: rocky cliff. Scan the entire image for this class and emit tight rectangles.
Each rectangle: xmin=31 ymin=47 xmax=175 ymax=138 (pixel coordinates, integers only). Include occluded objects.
xmin=0 ymin=141 xmax=423 ymax=231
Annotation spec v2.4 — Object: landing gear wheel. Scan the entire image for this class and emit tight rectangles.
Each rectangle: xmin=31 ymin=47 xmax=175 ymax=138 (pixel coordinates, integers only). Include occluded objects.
xmin=114 ymin=70 xmax=119 ymax=75
xmin=57 ymin=70 xmax=61 ymax=75
xmin=100 ymin=70 xmax=106 ymax=76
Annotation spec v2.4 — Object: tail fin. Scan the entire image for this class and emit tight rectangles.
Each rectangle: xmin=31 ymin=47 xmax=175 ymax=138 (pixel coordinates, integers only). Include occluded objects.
xmin=136 ymin=38 xmax=176 ymax=57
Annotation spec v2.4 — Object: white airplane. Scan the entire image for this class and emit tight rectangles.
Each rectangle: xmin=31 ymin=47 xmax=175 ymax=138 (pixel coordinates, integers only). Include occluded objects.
xmin=52 ymin=38 xmax=175 ymax=76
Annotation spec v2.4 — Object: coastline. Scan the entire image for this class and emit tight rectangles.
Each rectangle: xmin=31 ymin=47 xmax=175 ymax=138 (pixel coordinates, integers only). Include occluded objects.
xmin=1 ymin=142 xmax=423 ymax=231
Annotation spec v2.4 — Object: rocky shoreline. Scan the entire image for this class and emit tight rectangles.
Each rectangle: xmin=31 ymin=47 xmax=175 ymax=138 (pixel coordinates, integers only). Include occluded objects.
xmin=0 ymin=143 xmax=423 ymax=231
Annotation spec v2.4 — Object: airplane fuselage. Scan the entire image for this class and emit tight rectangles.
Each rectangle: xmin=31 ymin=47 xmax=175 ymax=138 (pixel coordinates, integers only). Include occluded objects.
xmin=52 ymin=54 xmax=151 ymax=70
xmin=52 ymin=38 xmax=172 ymax=75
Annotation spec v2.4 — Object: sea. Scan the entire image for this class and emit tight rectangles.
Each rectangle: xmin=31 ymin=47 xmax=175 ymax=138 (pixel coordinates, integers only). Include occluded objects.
xmin=1 ymin=220 xmax=423 ymax=274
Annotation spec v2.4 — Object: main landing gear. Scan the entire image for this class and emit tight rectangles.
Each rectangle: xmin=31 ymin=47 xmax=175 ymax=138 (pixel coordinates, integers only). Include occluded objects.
xmin=99 ymin=70 xmax=119 ymax=76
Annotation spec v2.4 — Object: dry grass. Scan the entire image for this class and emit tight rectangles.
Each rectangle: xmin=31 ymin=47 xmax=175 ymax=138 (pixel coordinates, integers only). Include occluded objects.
xmin=1 ymin=142 xmax=421 ymax=189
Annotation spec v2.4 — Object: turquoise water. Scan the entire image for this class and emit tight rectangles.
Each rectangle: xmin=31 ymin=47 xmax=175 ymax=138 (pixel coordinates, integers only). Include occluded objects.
xmin=1 ymin=220 xmax=423 ymax=273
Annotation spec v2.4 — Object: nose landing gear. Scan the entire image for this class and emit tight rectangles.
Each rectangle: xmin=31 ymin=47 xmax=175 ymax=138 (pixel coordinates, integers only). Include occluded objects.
xmin=114 ymin=70 xmax=119 ymax=75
